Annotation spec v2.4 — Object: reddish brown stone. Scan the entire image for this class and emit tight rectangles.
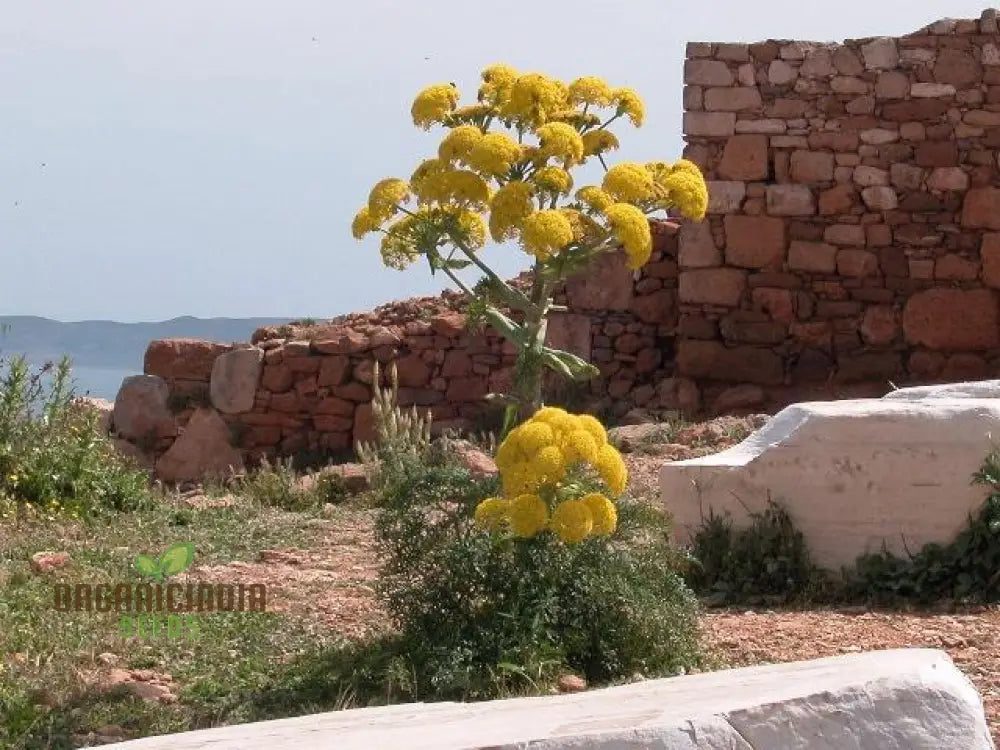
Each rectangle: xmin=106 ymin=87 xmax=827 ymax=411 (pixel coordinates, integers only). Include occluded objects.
xmin=313 ymin=328 xmax=369 ymax=355
xmin=313 ymin=415 xmax=353 ymax=432
xmin=445 ymin=377 xmax=488 ymax=402
xmin=934 ymin=49 xmax=981 ymax=87
xmin=393 ymin=355 xmax=431 ymax=387
xmin=790 ymin=150 xmax=835 ymax=183
xmin=981 ymin=233 xmax=1000 ymax=287
xmin=935 ymin=254 xmax=979 ymax=281
xmin=635 ymin=347 xmax=662 ymax=373
xmin=881 ymin=99 xmax=949 ymax=122
xmin=837 ymin=249 xmax=880 ymax=278
xmin=285 ymin=356 xmax=320 ymax=374
xmin=819 ymin=184 xmax=856 ymax=215
xmin=902 ymin=289 xmax=1000 ymax=350
xmin=430 ymin=312 xmax=466 ymax=337
xmin=615 ymin=332 xmax=644 ymax=354
xmin=317 ymin=356 xmax=350 ymax=387
xmin=724 ymin=216 xmax=786 ymax=267
xmin=914 ymin=141 xmax=959 ymax=167
xmin=315 ymin=396 xmax=354 ymax=416
xmin=807 ymin=132 xmax=860 ymax=151
xmin=711 ymin=384 xmax=766 ymax=415
xmin=717 ymin=135 xmax=769 ymax=180
xmin=835 ymin=352 xmax=902 ymax=383
xmin=790 ymin=321 xmax=833 ymax=351
xmin=860 ymin=306 xmax=898 ymax=346
xmin=630 ymin=289 xmax=677 ymax=325
xmin=565 ymin=250 xmax=634 ymax=310
xmin=144 ymin=339 xmax=232 ymax=381
xmin=962 ymin=188 xmax=1000 ymax=229
xmin=678 ymin=268 xmax=747 ymax=306
xmin=269 ymin=392 xmax=299 ymax=412
xmin=441 ymin=350 xmax=472 ymax=377
xmin=751 ymin=288 xmax=795 ymax=323
xmin=676 ymin=340 xmax=784 ymax=385
xmin=333 ymin=382 xmax=371 ymax=402
xmin=353 ymin=403 xmax=374 ymax=445
xmin=908 ymin=350 xmax=945 ymax=378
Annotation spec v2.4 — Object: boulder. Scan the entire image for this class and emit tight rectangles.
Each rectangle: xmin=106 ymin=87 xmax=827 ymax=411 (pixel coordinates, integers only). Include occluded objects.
xmin=112 ymin=375 xmax=176 ymax=441
xmin=154 ymin=408 xmax=244 ymax=483
xmin=210 ymin=348 xmax=264 ymax=414
xmin=98 ymin=649 xmax=991 ymax=749
xmin=144 ymin=339 xmax=232 ymax=381
xmin=662 ymin=397 xmax=1000 ymax=569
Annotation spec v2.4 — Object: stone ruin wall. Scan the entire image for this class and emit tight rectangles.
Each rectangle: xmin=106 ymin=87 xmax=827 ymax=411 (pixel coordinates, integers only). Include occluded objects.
xmin=679 ymin=9 xmax=1000 ymax=396
xmin=111 ymin=8 xmax=1000 ymax=480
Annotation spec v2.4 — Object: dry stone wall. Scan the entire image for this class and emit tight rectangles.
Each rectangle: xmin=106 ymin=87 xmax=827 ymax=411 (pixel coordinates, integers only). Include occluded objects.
xmin=680 ymin=8 xmax=1000 ymax=396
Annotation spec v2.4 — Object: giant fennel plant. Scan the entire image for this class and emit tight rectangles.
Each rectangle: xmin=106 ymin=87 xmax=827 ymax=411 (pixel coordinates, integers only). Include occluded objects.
xmin=352 ymin=65 xmax=708 ymax=426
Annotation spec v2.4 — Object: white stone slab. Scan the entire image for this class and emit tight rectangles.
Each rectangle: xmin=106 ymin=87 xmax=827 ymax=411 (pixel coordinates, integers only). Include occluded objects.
xmin=100 ymin=649 xmax=992 ymax=749
xmin=660 ymin=398 xmax=1000 ymax=569
xmin=883 ymin=379 xmax=1000 ymax=401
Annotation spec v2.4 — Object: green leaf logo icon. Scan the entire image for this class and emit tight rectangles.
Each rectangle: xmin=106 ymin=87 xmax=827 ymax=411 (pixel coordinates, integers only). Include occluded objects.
xmin=159 ymin=543 xmax=195 ymax=577
xmin=134 ymin=543 xmax=195 ymax=581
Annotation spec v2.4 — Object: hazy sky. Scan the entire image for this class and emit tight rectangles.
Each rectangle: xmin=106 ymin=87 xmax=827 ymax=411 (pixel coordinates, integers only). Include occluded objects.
xmin=1 ymin=1 xmax=990 ymax=322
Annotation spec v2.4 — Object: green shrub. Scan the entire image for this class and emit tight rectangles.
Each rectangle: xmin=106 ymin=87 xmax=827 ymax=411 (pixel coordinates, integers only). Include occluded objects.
xmin=685 ymin=500 xmax=826 ymax=605
xmin=237 ymin=457 xmax=315 ymax=511
xmin=372 ymin=451 xmax=701 ymax=698
xmin=0 ymin=355 xmax=150 ymax=516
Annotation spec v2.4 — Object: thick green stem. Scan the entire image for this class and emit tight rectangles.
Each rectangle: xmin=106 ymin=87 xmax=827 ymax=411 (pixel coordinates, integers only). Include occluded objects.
xmin=513 ymin=269 xmax=552 ymax=421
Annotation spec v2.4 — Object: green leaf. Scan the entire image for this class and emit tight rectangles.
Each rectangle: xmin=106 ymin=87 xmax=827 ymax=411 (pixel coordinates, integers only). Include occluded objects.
xmin=441 ymin=259 xmax=473 ymax=270
xmin=134 ymin=554 xmax=160 ymax=578
xmin=159 ymin=542 xmax=195 ymax=577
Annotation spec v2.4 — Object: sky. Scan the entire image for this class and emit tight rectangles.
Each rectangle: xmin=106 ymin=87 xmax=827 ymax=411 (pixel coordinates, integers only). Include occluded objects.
xmin=1 ymin=0 xmax=992 ymax=322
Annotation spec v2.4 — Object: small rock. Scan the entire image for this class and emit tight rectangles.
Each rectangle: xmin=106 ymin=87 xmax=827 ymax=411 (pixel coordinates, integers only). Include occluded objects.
xmin=30 ymin=551 xmax=70 ymax=575
xmin=620 ymin=408 xmax=658 ymax=426
xmin=321 ymin=503 xmax=338 ymax=519
xmin=126 ymin=681 xmax=175 ymax=703
xmin=258 ymin=549 xmax=304 ymax=565
xmin=95 ymin=725 xmax=125 ymax=738
xmin=96 ymin=652 xmax=119 ymax=667
xmin=557 ymin=674 xmax=587 ymax=693
xmin=608 ymin=423 xmax=668 ymax=453
xmin=455 ymin=446 xmax=498 ymax=477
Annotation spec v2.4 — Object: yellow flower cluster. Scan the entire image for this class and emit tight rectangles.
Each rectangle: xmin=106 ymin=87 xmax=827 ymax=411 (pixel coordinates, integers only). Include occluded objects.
xmin=604 ymin=203 xmax=652 ymax=269
xmin=520 ymin=210 xmax=574 ymax=260
xmin=411 ymin=83 xmax=460 ymax=129
xmin=473 ymin=407 xmax=627 ymax=545
xmin=488 ymin=180 xmax=535 ymax=242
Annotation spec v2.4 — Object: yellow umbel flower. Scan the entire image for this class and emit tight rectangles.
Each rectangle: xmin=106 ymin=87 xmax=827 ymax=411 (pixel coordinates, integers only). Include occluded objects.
xmin=455 ymin=209 xmax=488 ymax=250
xmin=582 ymin=129 xmax=620 ymax=157
xmin=488 ymin=181 xmax=535 ymax=241
xmin=560 ymin=208 xmax=603 ymax=244
xmin=467 ymin=132 xmax=522 ymax=177
xmin=533 ymin=406 xmax=569 ymax=424
xmin=533 ymin=166 xmax=573 ymax=195
xmin=576 ymin=414 xmax=608 ymax=445
xmin=671 ymin=159 xmax=703 ymax=178
xmin=661 ymin=169 xmax=709 ymax=221
xmin=567 ymin=76 xmax=613 ymax=107
xmin=576 ymin=186 xmax=614 ymax=212
xmin=410 ymin=158 xmax=452 ymax=203
xmin=445 ymin=170 xmax=491 ymax=209
xmin=521 ymin=210 xmax=574 ymax=260
xmin=535 ymin=122 xmax=585 ymax=167
xmin=438 ymin=125 xmax=484 ymax=165
xmin=612 ymin=87 xmax=645 ymax=126
xmin=379 ymin=213 xmax=423 ymax=269
xmin=503 ymin=73 xmax=567 ymax=126
xmin=448 ymin=104 xmax=495 ymax=124
xmin=474 ymin=497 xmax=509 ymax=532
xmin=351 ymin=206 xmax=381 ymax=239
xmin=479 ymin=63 xmax=519 ymax=106
xmin=549 ymin=110 xmax=602 ymax=130
xmin=411 ymin=83 xmax=460 ymax=129
xmin=529 ymin=444 xmax=567 ymax=484
xmin=367 ymin=178 xmax=410 ymax=221
xmin=602 ymin=162 xmax=655 ymax=202
xmin=509 ymin=493 xmax=549 ymax=538
xmin=581 ymin=493 xmax=617 ymax=536
xmin=510 ymin=421 xmax=556 ymax=456
xmin=563 ymin=429 xmax=600 ymax=464
xmin=604 ymin=202 xmax=652 ymax=269
xmin=594 ymin=443 xmax=628 ymax=496
xmin=550 ymin=499 xmax=593 ymax=544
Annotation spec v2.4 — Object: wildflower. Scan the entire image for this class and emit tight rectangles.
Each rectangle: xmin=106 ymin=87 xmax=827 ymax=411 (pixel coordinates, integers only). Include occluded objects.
xmin=661 ymin=165 xmax=709 ymax=221
xmin=367 ymin=178 xmax=410 ymax=220
xmin=466 ymin=132 xmax=522 ymax=177
xmin=604 ymin=202 xmax=652 ymax=269
xmin=594 ymin=443 xmax=628 ymax=496
xmin=575 ymin=186 xmax=614 ymax=212
xmin=488 ymin=181 xmax=535 ymax=241
xmin=411 ymin=83 xmax=460 ymax=129
xmin=576 ymin=414 xmax=608 ymax=445
xmin=582 ymin=493 xmax=617 ymax=536
xmin=508 ymin=493 xmax=549 ymax=538
xmin=510 ymin=421 xmax=556 ymax=456
xmin=521 ymin=210 xmax=574 ymax=260
xmin=502 ymin=73 xmax=567 ymax=126
xmin=379 ymin=214 xmax=423 ymax=269
xmin=563 ymin=429 xmax=600 ymax=464
xmin=444 ymin=170 xmax=491 ymax=209
xmin=535 ymin=122 xmax=585 ymax=167
xmin=474 ymin=497 xmax=509 ymax=531
xmin=529 ymin=444 xmax=567 ymax=483
xmin=612 ymin=87 xmax=645 ymax=126
xmin=532 ymin=166 xmax=573 ymax=195
xmin=567 ymin=76 xmax=613 ymax=107
xmin=502 ymin=464 xmax=536 ymax=497
xmin=549 ymin=110 xmax=601 ymax=129
xmin=351 ymin=206 xmax=381 ymax=240
xmin=446 ymin=103 xmax=495 ymax=125
xmin=550 ymin=499 xmax=593 ymax=544
xmin=602 ymin=162 xmax=655 ymax=202
xmin=438 ymin=125 xmax=484 ymax=165
xmin=479 ymin=63 xmax=519 ymax=106
xmin=410 ymin=158 xmax=452 ymax=203
xmin=533 ymin=406 xmax=569 ymax=424
xmin=559 ymin=208 xmax=603 ymax=244
xmin=455 ymin=209 xmax=488 ymax=250
xmin=581 ymin=129 xmax=619 ymax=157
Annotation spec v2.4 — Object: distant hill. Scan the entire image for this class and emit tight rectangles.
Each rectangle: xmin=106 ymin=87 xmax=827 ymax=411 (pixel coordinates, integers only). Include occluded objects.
xmin=0 ymin=315 xmax=294 ymax=371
